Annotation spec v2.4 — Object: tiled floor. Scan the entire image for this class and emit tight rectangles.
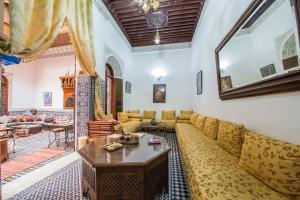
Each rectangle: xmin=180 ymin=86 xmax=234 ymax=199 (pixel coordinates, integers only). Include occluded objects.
xmin=5 ymin=133 xmax=190 ymax=200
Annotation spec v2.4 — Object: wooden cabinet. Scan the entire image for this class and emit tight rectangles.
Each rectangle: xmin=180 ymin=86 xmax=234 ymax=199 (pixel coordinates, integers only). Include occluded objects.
xmin=0 ymin=139 xmax=8 ymax=162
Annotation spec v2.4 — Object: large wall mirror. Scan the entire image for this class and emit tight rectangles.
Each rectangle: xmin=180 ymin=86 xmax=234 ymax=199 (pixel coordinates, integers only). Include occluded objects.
xmin=216 ymin=0 xmax=300 ymax=100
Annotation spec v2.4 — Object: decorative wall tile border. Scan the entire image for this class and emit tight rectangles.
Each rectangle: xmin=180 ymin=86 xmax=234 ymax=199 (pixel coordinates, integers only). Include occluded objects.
xmin=8 ymin=110 xmax=73 ymax=119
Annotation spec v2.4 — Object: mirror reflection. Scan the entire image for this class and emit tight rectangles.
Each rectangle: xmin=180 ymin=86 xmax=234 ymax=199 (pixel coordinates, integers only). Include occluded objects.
xmin=218 ymin=0 xmax=300 ymax=91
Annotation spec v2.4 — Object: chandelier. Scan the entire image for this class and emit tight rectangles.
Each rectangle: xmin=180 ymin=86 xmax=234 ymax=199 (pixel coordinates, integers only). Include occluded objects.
xmin=135 ymin=0 xmax=160 ymax=13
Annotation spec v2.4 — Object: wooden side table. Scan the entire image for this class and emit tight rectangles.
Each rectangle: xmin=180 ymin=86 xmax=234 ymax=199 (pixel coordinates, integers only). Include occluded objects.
xmin=0 ymin=139 xmax=8 ymax=162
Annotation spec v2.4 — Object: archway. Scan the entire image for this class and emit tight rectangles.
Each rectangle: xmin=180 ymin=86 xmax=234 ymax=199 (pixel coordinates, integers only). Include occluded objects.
xmin=105 ymin=56 xmax=123 ymax=119
xmin=282 ymin=33 xmax=299 ymax=70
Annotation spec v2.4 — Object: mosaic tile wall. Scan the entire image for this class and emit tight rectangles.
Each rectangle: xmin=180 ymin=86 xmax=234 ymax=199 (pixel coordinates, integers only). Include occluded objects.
xmin=100 ymin=78 xmax=106 ymax=112
xmin=76 ymin=76 xmax=92 ymax=146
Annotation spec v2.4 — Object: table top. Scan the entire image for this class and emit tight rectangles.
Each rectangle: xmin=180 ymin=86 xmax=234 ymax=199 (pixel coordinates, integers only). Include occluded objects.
xmin=77 ymin=133 xmax=170 ymax=167
xmin=141 ymin=122 xmax=166 ymax=128
xmin=42 ymin=122 xmax=73 ymax=127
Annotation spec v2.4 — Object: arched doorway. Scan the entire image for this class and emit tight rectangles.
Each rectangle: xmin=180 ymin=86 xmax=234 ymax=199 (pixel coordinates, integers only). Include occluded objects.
xmin=1 ymin=75 xmax=8 ymax=115
xmin=105 ymin=56 xmax=123 ymax=119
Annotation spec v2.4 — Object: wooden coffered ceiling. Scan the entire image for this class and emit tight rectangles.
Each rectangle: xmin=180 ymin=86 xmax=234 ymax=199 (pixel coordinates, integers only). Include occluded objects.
xmin=103 ymin=0 xmax=205 ymax=47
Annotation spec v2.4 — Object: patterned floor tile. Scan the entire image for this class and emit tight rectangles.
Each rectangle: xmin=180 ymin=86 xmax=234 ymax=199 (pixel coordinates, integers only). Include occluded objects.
xmin=9 ymin=133 xmax=190 ymax=200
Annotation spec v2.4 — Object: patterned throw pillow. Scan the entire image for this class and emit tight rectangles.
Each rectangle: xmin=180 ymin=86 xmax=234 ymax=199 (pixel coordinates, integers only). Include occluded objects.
xmin=117 ymin=112 xmax=128 ymax=123
xmin=143 ymin=111 xmax=156 ymax=119
xmin=217 ymin=120 xmax=244 ymax=157
xmin=190 ymin=113 xmax=199 ymax=125
xmin=127 ymin=113 xmax=140 ymax=118
xmin=177 ymin=113 xmax=191 ymax=120
xmin=202 ymin=117 xmax=219 ymax=139
xmin=194 ymin=115 xmax=207 ymax=131
xmin=162 ymin=111 xmax=176 ymax=120
xmin=239 ymin=132 xmax=300 ymax=195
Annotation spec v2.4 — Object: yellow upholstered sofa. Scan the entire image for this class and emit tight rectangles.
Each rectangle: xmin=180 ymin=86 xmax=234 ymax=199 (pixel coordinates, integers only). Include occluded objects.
xmin=160 ymin=110 xmax=176 ymax=131
xmin=176 ymin=113 xmax=300 ymax=200
xmin=115 ymin=112 xmax=141 ymax=133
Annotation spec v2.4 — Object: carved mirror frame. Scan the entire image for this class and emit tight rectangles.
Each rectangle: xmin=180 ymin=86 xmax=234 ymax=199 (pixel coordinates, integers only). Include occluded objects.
xmin=215 ymin=0 xmax=300 ymax=100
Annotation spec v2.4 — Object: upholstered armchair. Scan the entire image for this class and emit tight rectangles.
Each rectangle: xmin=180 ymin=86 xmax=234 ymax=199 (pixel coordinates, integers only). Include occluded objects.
xmin=115 ymin=112 xmax=141 ymax=134
xmin=160 ymin=110 xmax=176 ymax=131
xmin=142 ymin=110 xmax=156 ymax=123
xmin=127 ymin=110 xmax=142 ymax=122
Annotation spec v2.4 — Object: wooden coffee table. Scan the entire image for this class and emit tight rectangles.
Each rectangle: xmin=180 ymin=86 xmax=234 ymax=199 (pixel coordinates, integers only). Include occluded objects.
xmin=141 ymin=122 xmax=167 ymax=134
xmin=77 ymin=133 xmax=171 ymax=200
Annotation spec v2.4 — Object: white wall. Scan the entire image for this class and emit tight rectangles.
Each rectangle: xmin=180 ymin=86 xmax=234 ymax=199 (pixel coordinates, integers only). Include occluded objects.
xmin=191 ymin=0 xmax=300 ymax=145
xmin=5 ymin=55 xmax=76 ymax=111
xmin=127 ymin=48 xmax=193 ymax=119
xmin=92 ymin=3 xmax=133 ymax=110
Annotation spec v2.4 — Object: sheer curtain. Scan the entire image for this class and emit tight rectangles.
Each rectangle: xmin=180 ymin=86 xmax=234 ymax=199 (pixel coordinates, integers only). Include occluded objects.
xmin=10 ymin=0 xmax=105 ymax=119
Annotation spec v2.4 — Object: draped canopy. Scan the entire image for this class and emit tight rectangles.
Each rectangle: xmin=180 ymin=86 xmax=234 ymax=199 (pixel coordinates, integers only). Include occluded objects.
xmin=9 ymin=0 xmax=105 ymax=119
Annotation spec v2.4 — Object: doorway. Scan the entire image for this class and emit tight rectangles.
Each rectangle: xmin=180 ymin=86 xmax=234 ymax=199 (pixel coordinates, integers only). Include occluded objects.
xmin=105 ymin=63 xmax=123 ymax=119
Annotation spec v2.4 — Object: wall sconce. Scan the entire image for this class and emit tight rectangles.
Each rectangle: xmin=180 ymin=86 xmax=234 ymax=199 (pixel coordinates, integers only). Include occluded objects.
xmin=152 ymin=68 xmax=167 ymax=81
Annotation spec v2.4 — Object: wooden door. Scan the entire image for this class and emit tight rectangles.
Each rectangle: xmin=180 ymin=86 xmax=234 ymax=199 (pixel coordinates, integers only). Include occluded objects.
xmin=112 ymin=78 xmax=123 ymax=119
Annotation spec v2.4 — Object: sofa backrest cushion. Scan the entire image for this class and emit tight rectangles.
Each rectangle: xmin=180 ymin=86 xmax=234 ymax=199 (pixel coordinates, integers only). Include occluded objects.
xmin=181 ymin=110 xmax=193 ymax=114
xmin=239 ymin=132 xmax=300 ymax=195
xmin=127 ymin=113 xmax=141 ymax=118
xmin=217 ymin=120 xmax=245 ymax=157
xmin=117 ymin=112 xmax=129 ymax=123
xmin=195 ymin=115 xmax=207 ymax=131
xmin=190 ymin=113 xmax=199 ymax=125
xmin=128 ymin=110 xmax=140 ymax=114
xmin=143 ymin=111 xmax=156 ymax=119
xmin=177 ymin=113 xmax=191 ymax=120
xmin=162 ymin=110 xmax=176 ymax=120
xmin=202 ymin=117 xmax=219 ymax=139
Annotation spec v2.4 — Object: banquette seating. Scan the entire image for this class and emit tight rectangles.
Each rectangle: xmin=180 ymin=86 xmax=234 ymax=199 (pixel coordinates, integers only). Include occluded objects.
xmin=176 ymin=112 xmax=300 ymax=200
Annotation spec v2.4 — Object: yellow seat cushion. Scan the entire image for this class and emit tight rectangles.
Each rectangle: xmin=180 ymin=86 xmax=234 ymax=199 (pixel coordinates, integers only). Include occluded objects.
xmin=122 ymin=121 xmax=141 ymax=133
xmin=190 ymin=112 xmax=199 ymax=125
xmin=177 ymin=119 xmax=190 ymax=124
xmin=217 ymin=120 xmax=245 ymax=157
xmin=194 ymin=115 xmax=206 ymax=131
xmin=128 ymin=110 xmax=140 ymax=114
xmin=202 ymin=117 xmax=219 ymax=139
xmin=175 ymin=123 xmax=293 ymax=200
xmin=177 ymin=113 xmax=191 ymax=120
xmin=161 ymin=120 xmax=176 ymax=130
xmin=142 ymin=118 xmax=152 ymax=123
xmin=128 ymin=118 xmax=142 ymax=121
xmin=162 ymin=110 xmax=176 ymax=120
xmin=143 ymin=111 xmax=156 ymax=119
xmin=181 ymin=110 xmax=193 ymax=114
xmin=117 ymin=112 xmax=128 ymax=123
xmin=240 ymin=132 xmax=300 ymax=195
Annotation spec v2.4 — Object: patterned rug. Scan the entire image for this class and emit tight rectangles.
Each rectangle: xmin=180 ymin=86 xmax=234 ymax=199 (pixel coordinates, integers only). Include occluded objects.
xmin=9 ymin=133 xmax=190 ymax=200
xmin=1 ymin=132 xmax=71 ymax=185
xmin=1 ymin=148 xmax=65 ymax=180
xmin=8 ymin=132 xmax=56 ymax=160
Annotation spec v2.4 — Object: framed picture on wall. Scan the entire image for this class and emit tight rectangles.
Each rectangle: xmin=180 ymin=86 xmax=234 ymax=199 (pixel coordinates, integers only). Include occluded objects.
xmin=196 ymin=70 xmax=203 ymax=95
xmin=260 ymin=64 xmax=276 ymax=78
xmin=220 ymin=76 xmax=233 ymax=91
xmin=43 ymin=92 xmax=52 ymax=106
xmin=153 ymin=84 xmax=166 ymax=103
xmin=125 ymin=81 xmax=131 ymax=94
